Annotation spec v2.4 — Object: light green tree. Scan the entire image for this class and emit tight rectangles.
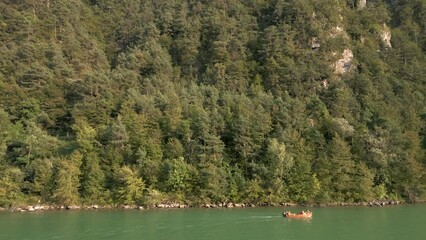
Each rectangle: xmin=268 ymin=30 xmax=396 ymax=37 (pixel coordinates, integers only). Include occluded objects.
xmin=0 ymin=167 xmax=24 ymax=207
xmin=114 ymin=166 xmax=145 ymax=205
xmin=52 ymin=151 xmax=82 ymax=205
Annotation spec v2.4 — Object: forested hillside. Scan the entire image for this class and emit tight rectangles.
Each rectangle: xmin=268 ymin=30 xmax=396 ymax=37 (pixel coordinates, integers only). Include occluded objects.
xmin=0 ymin=0 xmax=425 ymax=207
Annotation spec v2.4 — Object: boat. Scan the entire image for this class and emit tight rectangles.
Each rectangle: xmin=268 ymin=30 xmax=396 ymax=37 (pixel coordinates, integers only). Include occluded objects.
xmin=282 ymin=210 xmax=312 ymax=219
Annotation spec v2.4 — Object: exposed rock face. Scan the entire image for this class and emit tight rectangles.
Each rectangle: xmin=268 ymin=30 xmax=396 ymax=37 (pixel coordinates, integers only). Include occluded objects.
xmin=380 ymin=24 xmax=392 ymax=48
xmin=358 ymin=0 xmax=367 ymax=10
xmin=334 ymin=48 xmax=353 ymax=74
xmin=311 ymin=37 xmax=320 ymax=49
xmin=330 ymin=26 xmax=345 ymax=38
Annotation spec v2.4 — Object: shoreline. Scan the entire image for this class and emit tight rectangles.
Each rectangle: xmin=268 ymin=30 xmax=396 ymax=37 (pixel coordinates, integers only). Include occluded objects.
xmin=0 ymin=199 xmax=409 ymax=213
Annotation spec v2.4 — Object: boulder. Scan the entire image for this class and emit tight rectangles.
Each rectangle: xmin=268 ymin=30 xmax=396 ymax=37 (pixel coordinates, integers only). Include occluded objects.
xmin=358 ymin=0 xmax=367 ymax=10
xmin=34 ymin=205 xmax=45 ymax=211
xmin=66 ymin=205 xmax=81 ymax=210
xmin=334 ymin=48 xmax=353 ymax=74
xmin=379 ymin=24 xmax=392 ymax=48
xmin=226 ymin=203 xmax=234 ymax=208
xmin=311 ymin=37 xmax=320 ymax=49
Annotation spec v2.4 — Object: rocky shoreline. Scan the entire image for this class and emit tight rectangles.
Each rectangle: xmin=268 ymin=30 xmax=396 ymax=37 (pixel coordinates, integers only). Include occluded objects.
xmin=0 ymin=200 xmax=406 ymax=213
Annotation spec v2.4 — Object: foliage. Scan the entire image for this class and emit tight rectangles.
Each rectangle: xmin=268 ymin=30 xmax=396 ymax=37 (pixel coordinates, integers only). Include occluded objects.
xmin=0 ymin=0 xmax=425 ymax=207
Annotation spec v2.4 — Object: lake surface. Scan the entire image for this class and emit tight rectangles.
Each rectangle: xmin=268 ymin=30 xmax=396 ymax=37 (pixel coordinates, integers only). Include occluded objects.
xmin=1 ymin=205 xmax=425 ymax=240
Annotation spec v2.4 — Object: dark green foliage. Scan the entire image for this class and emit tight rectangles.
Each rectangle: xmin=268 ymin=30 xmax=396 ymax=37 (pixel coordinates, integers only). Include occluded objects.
xmin=0 ymin=0 xmax=424 ymax=207
xmin=25 ymin=158 xmax=53 ymax=202
xmin=159 ymin=157 xmax=191 ymax=195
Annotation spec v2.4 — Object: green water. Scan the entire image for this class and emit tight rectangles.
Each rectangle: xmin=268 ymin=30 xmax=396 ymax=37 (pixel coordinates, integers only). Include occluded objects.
xmin=1 ymin=205 xmax=425 ymax=240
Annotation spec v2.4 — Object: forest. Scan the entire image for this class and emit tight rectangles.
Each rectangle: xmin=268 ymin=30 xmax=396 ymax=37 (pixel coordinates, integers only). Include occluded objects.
xmin=0 ymin=0 xmax=425 ymax=208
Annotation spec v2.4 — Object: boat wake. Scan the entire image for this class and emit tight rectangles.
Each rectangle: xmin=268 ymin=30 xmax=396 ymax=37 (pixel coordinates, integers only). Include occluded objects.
xmin=248 ymin=215 xmax=281 ymax=219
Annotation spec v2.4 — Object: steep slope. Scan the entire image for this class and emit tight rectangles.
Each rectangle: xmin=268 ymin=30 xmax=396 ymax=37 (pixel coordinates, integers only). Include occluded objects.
xmin=0 ymin=0 xmax=424 ymax=207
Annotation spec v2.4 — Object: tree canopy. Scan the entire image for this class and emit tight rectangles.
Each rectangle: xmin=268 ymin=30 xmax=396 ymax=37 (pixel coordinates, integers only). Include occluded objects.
xmin=0 ymin=0 xmax=425 ymax=207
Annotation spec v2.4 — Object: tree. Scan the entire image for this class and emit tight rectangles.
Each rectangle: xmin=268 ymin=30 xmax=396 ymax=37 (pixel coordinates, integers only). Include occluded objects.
xmin=51 ymin=151 xmax=82 ymax=205
xmin=7 ymin=121 xmax=60 ymax=166
xmin=0 ymin=0 xmax=425 ymax=206
xmin=72 ymin=117 xmax=98 ymax=153
xmin=0 ymin=108 xmax=13 ymax=161
xmin=243 ymin=178 xmax=265 ymax=203
xmin=328 ymin=135 xmax=356 ymax=201
xmin=352 ymin=162 xmax=374 ymax=202
xmin=80 ymin=152 xmax=106 ymax=204
xmin=0 ymin=167 xmax=24 ymax=207
xmin=26 ymin=158 xmax=53 ymax=202
xmin=264 ymin=138 xmax=293 ymax=202
xmin=196 ymin=162 xmax=229 ymax=203
xmin=113 ymin=165 xmax=145 ymax=205
xmin=160 ymin=157 xmax=191 ymax=195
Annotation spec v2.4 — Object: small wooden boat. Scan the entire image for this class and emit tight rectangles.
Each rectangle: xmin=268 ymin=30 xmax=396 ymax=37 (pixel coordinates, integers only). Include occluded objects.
xmin=283 ymin=210 xmax=312 ymax=219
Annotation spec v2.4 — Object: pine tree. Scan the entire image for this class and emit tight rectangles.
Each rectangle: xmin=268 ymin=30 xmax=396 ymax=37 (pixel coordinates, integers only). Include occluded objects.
xmin=114 ymin=166 xmax=144 ymax=205
xmin=52 ymin=151 xmax=82 ymax=205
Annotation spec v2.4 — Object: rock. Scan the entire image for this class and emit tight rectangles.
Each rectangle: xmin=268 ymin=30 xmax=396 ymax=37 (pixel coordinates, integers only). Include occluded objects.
xmin=311 ymin=37 xmax=320 ymax=49
xmin=358 ymin=0 xmax=367 ymax=10
xmin=66 ymin=205 xmax=80 ymax=210
xmin=121 ymin=205 xmax=137 ymax=209
xmin=379 ymin=24 xmax=392 ymax=48
xmin=43 ymin=205 xmax=52 ymax=210
xmin=334 ymin=48 xmax=353 ymax=74
xmin=86 ymin=205 xmax=99 ymax=209
xmin=284 ymin=203 xmax=296 ymax=207
xmin=321 ymin=79 xmax=329 ymax=89
xmin=21 ymin=206 xmax=33 ymax=211
xmin=34 ymin=205 xmax=44 ymax=211
xmin=13 ymin=207 xmax=23 ymax=212
xmin=330 ymin=26 xmax=345 ymax=38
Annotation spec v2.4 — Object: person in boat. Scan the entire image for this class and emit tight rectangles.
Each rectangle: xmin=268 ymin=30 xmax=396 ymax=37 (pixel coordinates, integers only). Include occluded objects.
xmin=299 ymin=210 xmax=311 ymax=216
